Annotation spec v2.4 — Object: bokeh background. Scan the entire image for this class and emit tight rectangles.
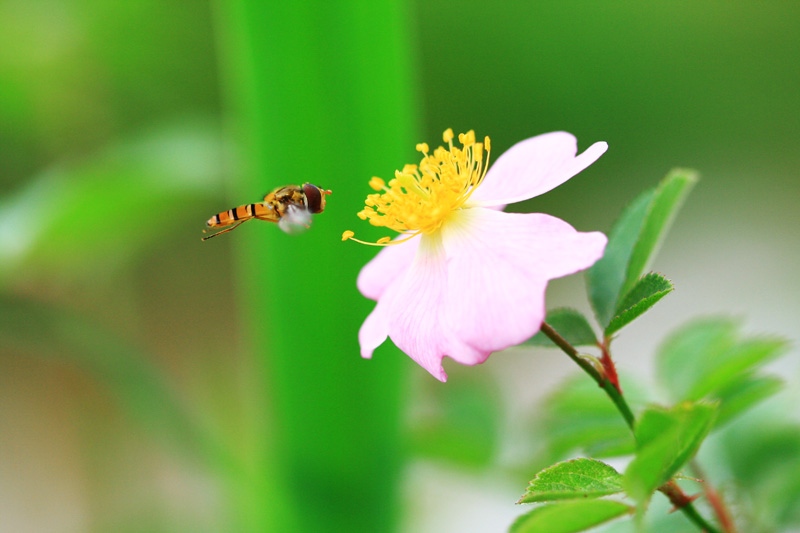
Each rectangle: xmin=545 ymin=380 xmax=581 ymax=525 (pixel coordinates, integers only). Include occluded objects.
xmin=1 ymin=1 xmax=798 ymax=532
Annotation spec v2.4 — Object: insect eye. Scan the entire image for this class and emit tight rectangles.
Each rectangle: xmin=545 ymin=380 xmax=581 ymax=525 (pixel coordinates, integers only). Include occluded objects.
xmin=303 ymin=183 xmax=323 ymax=213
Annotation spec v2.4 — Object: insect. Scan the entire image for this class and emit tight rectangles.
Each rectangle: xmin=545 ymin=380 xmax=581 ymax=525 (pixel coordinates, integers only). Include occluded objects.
xmin=202 ymin=183 xmax=331 ymax=241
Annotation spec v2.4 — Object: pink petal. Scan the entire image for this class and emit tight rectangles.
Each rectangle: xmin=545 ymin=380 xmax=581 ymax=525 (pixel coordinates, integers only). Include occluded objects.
xmin=384 ymin=234 xmax=452 ymax=381
xmin=367 ymin=208 xmax=606 ymax=381
xmin=468 ymin=132 xmax=608 ymax=207
xmin=358 ymin=280 xmax=398 ymax=359
xmin=356 ymin=236 xmax=420 ymax=301
xmin=438 ymin=208 xmax=607 ymax=354
xmin=365 ymin=234 xmax=489 ymax=381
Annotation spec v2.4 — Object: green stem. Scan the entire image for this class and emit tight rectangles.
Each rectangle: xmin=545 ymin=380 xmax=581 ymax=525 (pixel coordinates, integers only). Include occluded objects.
xmin=539 ymin=322 xmax=635 ymax=429
xmin=681 ymin=504 xmax=722 ymax=533
xmin=539 ymin=321 xmax=721 ymax=533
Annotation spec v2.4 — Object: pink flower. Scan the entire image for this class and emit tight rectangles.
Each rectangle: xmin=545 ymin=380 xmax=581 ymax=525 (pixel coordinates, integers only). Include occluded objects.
xmin=343 ymin=130 xmax=608 ymax=381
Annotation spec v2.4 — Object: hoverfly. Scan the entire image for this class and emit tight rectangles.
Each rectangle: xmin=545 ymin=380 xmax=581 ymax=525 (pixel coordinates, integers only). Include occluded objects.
xmin=202 ymin=183 xmax=331 ymax=241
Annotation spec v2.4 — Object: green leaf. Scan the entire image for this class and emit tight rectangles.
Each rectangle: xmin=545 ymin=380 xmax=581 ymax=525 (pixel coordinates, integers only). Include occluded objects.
xmin=528 ymin=309 xmax=598 ymax=347
xmin=587 ymin=169 xmax=696 ymax=328
xmin=534 ymin=376 xmax=640 ymax=464
xmin=655 ymin=317 xmax=789 ymax=425
xmin=722 ymin=421 xmax=800 ymax=529
xmin=587 ymin=189 xmax=654 ymax=327
xmin=510 ymin=500 xmax=632 ymax=533
xmin=655 ymin=317 xmax=739 ymax=400
xmin=518 ymin=458 xmax=624 ymax=503
xmin=591 ymin=494 xmax=699 ymax=533
xmin=605 ymin=273 xmax=673 ymax=336
xmin=620 ymin=169 xmax=697 ymax=298
xmin=624 ymin=401 xmax=717 ymax=504
xmin=683 ymin=337 xmax=788 ymax=401
xmin=713 ymin=375 xmax=783 ymax=428
xmin=216 ymin=1 xmax=421 ymax=529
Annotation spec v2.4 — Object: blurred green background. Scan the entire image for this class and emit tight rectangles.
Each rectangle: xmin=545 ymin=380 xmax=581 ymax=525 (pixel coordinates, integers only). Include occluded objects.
xmin=1 ymin=1 xmax=797 ymax=532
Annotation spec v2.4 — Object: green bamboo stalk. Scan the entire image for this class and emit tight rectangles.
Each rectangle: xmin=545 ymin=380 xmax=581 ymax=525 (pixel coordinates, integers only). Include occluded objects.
xmin=213 ymin=1 xmax=418 ymax=531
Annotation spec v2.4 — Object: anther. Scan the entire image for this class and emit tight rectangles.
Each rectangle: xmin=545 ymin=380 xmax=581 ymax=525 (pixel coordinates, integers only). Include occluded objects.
xmin=369 ymin=177 xmax=385 ymax=191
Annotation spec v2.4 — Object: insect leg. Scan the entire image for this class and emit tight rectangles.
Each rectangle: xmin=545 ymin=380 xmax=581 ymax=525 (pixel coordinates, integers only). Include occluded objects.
xmin=201 ymin=220 xmax=247 ymax=241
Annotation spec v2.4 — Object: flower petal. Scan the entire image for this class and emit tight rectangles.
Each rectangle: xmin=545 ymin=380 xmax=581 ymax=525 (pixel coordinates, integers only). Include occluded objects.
xmin=468 ymin=132 xmax=608 ymax=207
xmin=439 ymin=208 xmax=607 ymax=353
xmin=356 ymin=236 xmax=420 ymax=301
xmin=362 ymin=234 xmax=498 ymax=381
xmin=384 ymin=234 xmax=453 ymax=381
xmin=373 ymin=208 xmax=606 ymax=381
xmin=358 ymin=279 xmax=399 ymax=359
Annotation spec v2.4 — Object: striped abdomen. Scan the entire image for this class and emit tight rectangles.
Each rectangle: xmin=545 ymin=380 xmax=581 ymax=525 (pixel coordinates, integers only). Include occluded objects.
xmin=206 ymin=203 xmax=277 ymax=228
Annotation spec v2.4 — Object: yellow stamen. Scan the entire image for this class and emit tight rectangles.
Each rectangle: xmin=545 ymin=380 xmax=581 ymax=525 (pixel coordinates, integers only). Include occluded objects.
xmin=341 ymin=230 xmax=422 ymax=247
xmin=343 ymin=129 xmax=492 ymax=247
xmin=369 ymin=177 xmax=385 ymax=191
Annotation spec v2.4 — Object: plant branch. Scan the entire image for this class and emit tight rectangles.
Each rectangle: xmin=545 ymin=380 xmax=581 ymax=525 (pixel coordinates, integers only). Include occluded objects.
xmin=539 ymin=321 xmax=721 ymax=533
xmin=691 ymin=460 xmax=736 ymax=532
xmin=660 ymin=481 xmax=721 ymax=533
xmin=600 ymin=339 xmax=622 ymax=394
xmin=540 ymin=322 xmax=635 ymax=429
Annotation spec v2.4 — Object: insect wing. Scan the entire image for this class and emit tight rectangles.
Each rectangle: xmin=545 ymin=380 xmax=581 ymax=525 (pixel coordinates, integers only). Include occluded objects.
xmin=278 ymin=204 xmax=312 ymax=235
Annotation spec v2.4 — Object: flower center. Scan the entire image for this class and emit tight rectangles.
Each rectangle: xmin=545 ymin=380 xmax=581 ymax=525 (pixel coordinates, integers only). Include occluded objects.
xmin=343 ymin=129 xmax=491 ymax=246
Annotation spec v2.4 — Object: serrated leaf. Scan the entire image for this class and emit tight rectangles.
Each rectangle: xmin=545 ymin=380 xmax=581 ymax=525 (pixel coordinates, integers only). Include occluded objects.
xmin=587 ymin=170 xmax=696 ymax=328
xmin=605 ymin=273 xmax=673 ymax=336
xmin=587 ymin=189 xmax=654 ymax=327
xmin=534 ymin=376 xmax=641 ymax=464
xmin=624 ymin=402 xmax=717 ymax=504
xmin=518 ymin=458 xmax=624 ymax=503
xmin=620 ymin=169 xmax=697 ymax=297
xmin=528 ymin=309 xmax=598 ymax=347
xmin=510 ymin=500 xmax=632 ymax=533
